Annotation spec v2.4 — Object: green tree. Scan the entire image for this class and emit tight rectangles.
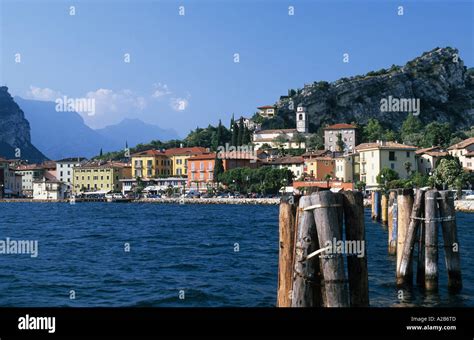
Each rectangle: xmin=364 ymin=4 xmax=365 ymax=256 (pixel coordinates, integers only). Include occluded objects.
xmin=431 ymin=157 xmax=464 ymax=189
xmin=376 ymin=168 xmax=399 ymax=190
xmin=231 ymin=122 xmax=239 ymax=146
xmin=355 ymin=181 xmax=366 ymax=192
xmin=363 ymin=118 xmax=385 ymax=142
xmin=336 ymin=133 xmax=345 ymax=152
xmin=242 ymin=126 xmax=251 ymax=145
xmin=99 ymin=148 xmax=103 ymax=157
xmin=306 ymin=133 xmax=324 ymax=150
xmin=291 ymin=132 xmax=306 ymax=149
xmin=273 ymin=134 xmax=289 ymax=154
xmin=213 ymin=154 xmax=224 ymax=183
xmin=403 ymin=161 xmax=412 ymax=176
xmin=237 ymin=117 xmax=244 ymax=146
xmin=401 ymin=113 xmax=423 ymax=139
xmin=384 ymin=129 xmax=398 ymax=141
xmin=422 ymin=122 xmax=452 ymax=148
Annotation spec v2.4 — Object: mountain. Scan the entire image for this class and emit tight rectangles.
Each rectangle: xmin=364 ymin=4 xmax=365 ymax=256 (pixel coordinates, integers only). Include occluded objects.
xmin=15 ymin=97 xmax=118 ymax=160
xmin=269 ymin=47 xmax=474 ymax=132
xmin=95 ymin=118 xmax=179 ymax=147
xmin=0 ymin=87 xmax=48 ymax=163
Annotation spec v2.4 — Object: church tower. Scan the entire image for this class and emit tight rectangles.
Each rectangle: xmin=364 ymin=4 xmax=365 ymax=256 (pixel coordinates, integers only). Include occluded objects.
xmin=296 ymin=105 xmax=308 ymax=133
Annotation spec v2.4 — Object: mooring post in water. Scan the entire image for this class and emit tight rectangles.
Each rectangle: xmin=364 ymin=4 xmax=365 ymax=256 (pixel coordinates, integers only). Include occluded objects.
xmin=371 ymin=192 xmax=375 ymax=219
xmin=342 ymin=191 xmax=369 ymax=307
xmin=396 ymin=188 xmax=414 ymax=283
xmin=277 ymin=195 xmax=297 ymax=307
xmin=416 ymin=217 xmax=426 ymax=286
xmin=373 ymin=191 xmax=381 ymax=221
xmin=381 ymin=193 xmax=388 ymax=225
xmin=424 ymin=190 xmax=439 ymax=292
xmin=438 ymin=190 xmax=462 ymax=293
xmin=397 ymin=189 xmax=425 ymax=286
xmin=388 ymin=190 xmax=398 ymax=255
xmin=291 ymin=196 xmax=321 ymax=307
xmin=310 ymin=191 xmax=349 ymax=307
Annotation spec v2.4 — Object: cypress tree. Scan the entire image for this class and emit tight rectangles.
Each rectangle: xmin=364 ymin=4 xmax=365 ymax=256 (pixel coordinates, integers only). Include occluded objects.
xmin=237 ymin=117 xmax=244 ymax=146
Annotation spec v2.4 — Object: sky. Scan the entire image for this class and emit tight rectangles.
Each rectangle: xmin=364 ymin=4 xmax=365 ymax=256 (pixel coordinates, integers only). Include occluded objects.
xmin=0 ymin=0 xmax=473 ymax=137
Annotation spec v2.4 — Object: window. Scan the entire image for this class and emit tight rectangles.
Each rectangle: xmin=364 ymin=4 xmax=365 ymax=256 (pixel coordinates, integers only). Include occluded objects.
xmin=209 ymin=173 xmax=213 ymax=180
xmin=208 ymin=162 xmax=213 ymax=170
xmin=421 ymin=159 xmax=423 ymax=163
xmin=389 ymin=152 xmax=395 ymax=161
xmin=200 ymin=162 xmax=204 ymax=171
xmin=191 ymin=163 xmax=195 ymax=171
xmin=406 ymin=151 xmax=410 ymax=158
xmin=299 ymin=114 xmax=303 ymax=120
xmin=329 ymin=137 xmax=333 ymax=142
xmin=60 ymin=171 xmax=63 ymax=176
xmin=200 ymin=173 xmax=204 ymax=180
xmin=371 ymin=151 xmax=374 ymax=157
xmin=391 ymin=163 xmax=395 ymax=169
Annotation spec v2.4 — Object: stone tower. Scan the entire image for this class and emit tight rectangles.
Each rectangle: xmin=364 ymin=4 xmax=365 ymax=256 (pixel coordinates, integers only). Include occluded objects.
xmin=296 ymin=105 xmax=308 ymax=133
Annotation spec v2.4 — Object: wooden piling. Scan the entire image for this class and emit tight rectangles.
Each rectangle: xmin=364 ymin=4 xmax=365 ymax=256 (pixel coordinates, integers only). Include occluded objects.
xmin=397 ymin=189 xmax=425 ymax=286
xmin=416 ymin=220 xmax=425 ymax=286
xmin=342 ymin=191 xmax=369 ymax=307
xmin=277 ymin=196 xmax=297 ymax=307
xmin=371 ymin=192 xmax=375 ymax=219
xmin=388 ymin=191 xmax=397 ymax=255
xmin=438 ymin=190 xmax=462 ymax=293
xmin=425 ymin=190 xmax=439 ymax=292
xmin=381 ymin=193 xmax=388 ymax=225
xmin=396 ymin=188 xmax=414 ymax=283
xmin=291 ymin=196 xmax=322 ymax=307
xmin=373 ymin=191 xmax=381 ymax=221
xmin=310 ymin=191 xmax=349 ymax=307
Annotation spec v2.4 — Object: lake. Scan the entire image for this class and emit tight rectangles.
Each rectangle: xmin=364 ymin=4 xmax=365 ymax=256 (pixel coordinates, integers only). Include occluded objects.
xmin=0 ymin=203 xmax=472 ymax=307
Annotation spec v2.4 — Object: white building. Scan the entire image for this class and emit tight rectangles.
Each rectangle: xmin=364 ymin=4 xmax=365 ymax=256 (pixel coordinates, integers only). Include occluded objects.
xmin=334 ymin=153 xmax=354 ymax=182
xmin=264 ymin=156 xmax=304 ymax=179
xmin=14 ymin=164 xmax=45 ymax=197
xmin=323 ymin=123 xmax=357 ymax=152
xmin=253 ymin=106 xmax=308 ymax=150
xmin=56 ymin=157 xmax=87 ymax=194
xmin=447 ymin=137 xmax=474 ymax=171
xmin=415 ymin=146 xmax=447 ymax=175
xmin=33 ymin=176 xmax=67 ymax=200
xmin=257 ymin=105 xmax=276 ymax=118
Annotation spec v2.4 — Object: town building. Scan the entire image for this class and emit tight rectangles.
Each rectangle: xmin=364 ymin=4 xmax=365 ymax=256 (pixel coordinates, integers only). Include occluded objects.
xmin=0 ymin=158 xmax=21 ymax=197
xmin=56 ymin=157 xmax=87 ymax=186
xmin=165 ymin=147 xmax=207 ymax=177
xmin=323 ymin=123 xmax=357 ymax=152
xmin=33 ymin=174 xmax=67 ymax=200
xmin=253 ymin=106 xmax=308 ymax=150
xmin=72 ymin=161 xmax=132 ymax=194
xmin=334 ymin=153 xmax=355 ymax=182
xmin=447 ymin=137 xmax=474 ymax=171
xmin=131 ymin=149 xmax=171 ymax=178
xmin=415 ymin=146 xmax=447 ymax=175
xmin=257 ymin=105 xmax=276 ymax=118
xmin=120 ymin=177 xmax=187 ymax=196
xmin=265 ymin=156 xmax=304 ymax=179
xmin=356 ymin=141 xmax=418 ymax=190
xmin=303 ymin=156 xmax=335 ymax=181
xmin=14 ymin=164 xmax=45 ymax=197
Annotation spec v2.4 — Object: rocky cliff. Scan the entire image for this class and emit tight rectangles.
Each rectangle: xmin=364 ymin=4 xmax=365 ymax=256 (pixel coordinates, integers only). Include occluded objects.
xmin=0 ymin=87 xmax=47 ymax=162
xmin=272 ymin=47 xmax=474 ymax=132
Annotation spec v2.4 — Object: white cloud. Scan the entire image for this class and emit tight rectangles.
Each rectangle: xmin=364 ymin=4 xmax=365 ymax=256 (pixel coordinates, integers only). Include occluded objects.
xmin=170 ymin=97 xmax=189 ymax=111
xmin=26 ymin=86 xmax=62 ymax=101
xmin=152 ymin=82 xmax=171 ymax=98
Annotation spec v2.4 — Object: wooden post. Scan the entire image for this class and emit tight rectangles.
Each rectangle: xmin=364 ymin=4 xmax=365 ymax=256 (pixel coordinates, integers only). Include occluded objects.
xmin=396 ymin=188 xmax=414 ymax=283
xmin=438 ymin=190 xmax=462 ymax=293
xmin=373 ymin=191 xmax=381 ymax=221
xmin=342 ymin=191 xmax=369 ymax=307
xmin=416 ymin=220 xmax=425 ymax=286
xmin=310 ymin=191 xmax=349 ymax=307
xmin=381 ymin=193 xmax=388 ymax=225
xmin=371 ymin=192 xmax=375 ymax=219
xmin=277 ymin=195 xmax=297 ymax=306
xmin=425 ymin=190 xmax=439 ymax=292
xmin=397 ymin=189 xmax=425 ymax=286
xmin=291 ymin=196 xmax=322 ymax=307
xmin=388 ymin=191 xmax=397 ymax=255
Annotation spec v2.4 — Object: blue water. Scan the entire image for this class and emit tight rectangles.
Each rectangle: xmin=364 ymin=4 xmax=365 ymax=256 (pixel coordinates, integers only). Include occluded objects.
xmin=0 ymin=203 xmax=472 ymax=307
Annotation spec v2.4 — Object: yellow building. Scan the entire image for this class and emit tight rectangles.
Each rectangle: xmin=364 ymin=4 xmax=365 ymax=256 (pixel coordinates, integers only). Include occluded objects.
xmin=356 ymin=141 xmax=417 ymax=190
xmin=165 ymin=147 xmax=207 ymax=176
xmin=131 ymin=150 xmax=171 ymax=178
xmin=72 ymin=161 xmax=132 ymax=194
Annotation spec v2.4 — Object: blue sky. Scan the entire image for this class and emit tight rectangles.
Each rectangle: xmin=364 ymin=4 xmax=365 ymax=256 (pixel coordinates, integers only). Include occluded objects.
xmin=1 ymin=0 xmax=473 ymax=136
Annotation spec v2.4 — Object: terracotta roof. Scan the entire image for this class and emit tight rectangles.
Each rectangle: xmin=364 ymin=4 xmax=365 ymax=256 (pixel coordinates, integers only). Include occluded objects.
xmin=315 ymin=157 xmax=335 ymax=162
xmin=323 ymin=123 xmax=357 ymax=130
xmin=425 ymin=151 xmax=448 ymax=157
xmin=165 ymin=147 xmax=207 ymax=156
xmin=267 ymin=156 xmax=304 ymax=165
xmin=15 ymin=164 xmax=44 ymax=171
xmin=78 ymin=161 xmax=130 ymax=169
xmin=415 ymin=146 xmax=444 ymax=155
xmin=465 ymin=151 xmax=474 ymax=157
xmin=131 ymin=149 xmax=166 ymax=157
xmin=254 ymin=129 xmax=297 ymax=134
xmin=56 ymin=157 xmax=87 ymax=163
xmin=188 ymin=153 xmax=216 ymax=161
xmin=302 ymin=150 xmax=330 ymax=158
xmin=448 ymin=137 xmax=474 ymax=150
xmin=356 ymin=141 xmax=417 ymax=151
xmin=257 ymin=105 xmax=275 ymax=110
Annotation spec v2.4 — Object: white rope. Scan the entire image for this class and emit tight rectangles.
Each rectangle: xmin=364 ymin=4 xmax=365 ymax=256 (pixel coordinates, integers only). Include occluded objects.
xmin=303 ymin=246 xmax=331 ymax=261
xmin=410 ymin=216 xmax=456 ymax=222
xmin=303 ymin=204 xmax=342 ymax=211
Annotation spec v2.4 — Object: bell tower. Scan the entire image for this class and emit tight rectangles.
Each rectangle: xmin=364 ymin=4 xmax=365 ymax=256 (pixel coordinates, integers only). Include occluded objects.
xmin=296 ymin=105 xmax=308 ymax=133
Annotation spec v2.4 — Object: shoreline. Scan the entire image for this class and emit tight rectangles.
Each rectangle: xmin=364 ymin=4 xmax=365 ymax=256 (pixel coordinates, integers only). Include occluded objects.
xmin=1 ymin=198 xmax=474 ymax=211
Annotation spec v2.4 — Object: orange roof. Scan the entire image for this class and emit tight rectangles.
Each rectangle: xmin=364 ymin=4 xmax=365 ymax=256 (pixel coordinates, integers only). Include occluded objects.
xmin=356 ymin=141 xmax=417 ymax=151
xmin=323 ymin=123 xmax=357 ymax=130
xmin=165 ymin=147 xmax=207 ymax=156
xmin=448 ymin=137 xmax=474 ymax=150
xmin=188 ymin=153 xmax=216 ymax=161
xmin=257 ymin=105 xmax=275 ymax=109
xmin=267 ymin=156 xmax=304 ymax=165
xmin=255 ymin=128 xmax=297 ymax=134
xmin=131 ymin=149 xmax=166 ymax=157
xmin=415 ymin=146 xmax=444 ymax=155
